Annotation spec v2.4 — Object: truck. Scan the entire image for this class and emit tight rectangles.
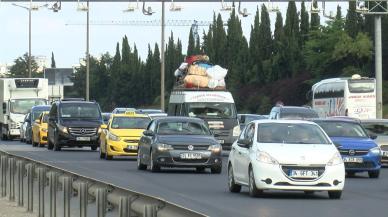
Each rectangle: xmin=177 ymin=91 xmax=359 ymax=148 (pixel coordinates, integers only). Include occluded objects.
xmin=0 ymin=78 xmax=49 ymax=140
xmin=168 ymin=88 xmax=240 ymax=150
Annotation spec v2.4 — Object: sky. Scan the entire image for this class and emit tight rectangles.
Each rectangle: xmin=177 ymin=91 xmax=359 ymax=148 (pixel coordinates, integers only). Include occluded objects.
xmin=0 ymin=1 xmax=347 ymax=68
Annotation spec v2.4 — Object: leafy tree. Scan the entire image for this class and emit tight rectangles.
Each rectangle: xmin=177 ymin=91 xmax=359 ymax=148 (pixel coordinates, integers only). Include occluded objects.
xmin=9 ymin=53 xmax=39 ymax=78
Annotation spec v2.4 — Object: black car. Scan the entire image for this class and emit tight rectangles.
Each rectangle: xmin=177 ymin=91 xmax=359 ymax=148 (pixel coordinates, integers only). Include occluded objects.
xmin=268 ymin=106 xmax=319 ymax=120
xmin=137 ymin=117 xmax=222 ymax=173
xmin=47 ymin=100 xmax=103 ymax=151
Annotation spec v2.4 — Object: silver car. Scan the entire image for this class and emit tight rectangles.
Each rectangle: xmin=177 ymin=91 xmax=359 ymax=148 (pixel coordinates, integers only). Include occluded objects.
xmin=20 ymin=113 xmax=31 ymax=142
xmin=361 ymin=119 xmax=388 ymax=164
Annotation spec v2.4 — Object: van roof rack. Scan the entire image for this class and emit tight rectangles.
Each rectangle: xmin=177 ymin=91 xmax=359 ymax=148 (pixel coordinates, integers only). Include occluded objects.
xmin=61 ymin=98 xmax=85 ymax=101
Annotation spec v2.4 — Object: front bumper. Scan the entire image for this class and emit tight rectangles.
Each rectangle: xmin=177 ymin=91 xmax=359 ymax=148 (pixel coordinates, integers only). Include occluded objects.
xmin=39 ymin=131 xmax=48 ymax=145
xmin=107 ymin=140 xmax=139 ymax=156
xmin=341 ymin=154 xmax=381 ymax=172
xmin=58 ymin=132 xmax=99 ymax=147
xmin=10 ymin=128 xmax=20 ymax=136
xmin=252 ymin=162 xmax=345 ymax=191
xmin=153 ymin=150 xmax=222 ymax=168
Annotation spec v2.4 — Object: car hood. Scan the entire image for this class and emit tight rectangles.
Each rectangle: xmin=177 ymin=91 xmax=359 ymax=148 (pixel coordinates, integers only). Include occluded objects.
xmin=61 ymin=119 xmax=102 ymax=128
xmin=157 ymin=135 xmax=216 ymax=145
xmin=330 ymin=137 xmax=378 ymax=150
xmin=259 ymin=143 xmax=338 ymax=165
xmin=109 ymin=129 xmax=145 ymax=137
xmin=40 ymin=123 xmax=48 ymax=129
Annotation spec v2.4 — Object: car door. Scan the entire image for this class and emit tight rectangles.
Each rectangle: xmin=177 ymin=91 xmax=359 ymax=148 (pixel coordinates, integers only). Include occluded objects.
xmin=139 ymin=120 xmax=156 ymax=164
xmin=233 ymin=125 xmax=249 ymax=183
xmin=239 ymin=123 xmax=256 ymax=184
xmin=32 ymin=114 xmax=41 ymax=143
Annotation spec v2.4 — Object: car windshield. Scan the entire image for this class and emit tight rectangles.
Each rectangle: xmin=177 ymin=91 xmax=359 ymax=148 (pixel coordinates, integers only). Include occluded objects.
xmin=362 ymin=122 xmax=388 ymax=136
xmin=257 ymin=123 xmax=331 ymax=144
xmin=156 ymin=121 xmax=211 ymax=135
xmin=111 ymin=117 xmax=150 ymax=129
xmin=240 ymin=115 xmax=266 ymax=124
xmin=10 ymin=99 xmax=47 ymax=114
xmin=280 ymin=111 xmax=319 ymax=119
xmin=186 ymin=102 xmax=237 ymax=119
xmin=32 ymin=110 xmax=49 ymax=120
xmin=60 ymin=104 xmax=101 ymax=119
xmin=316 ymin=121 xmax=368 ymax=138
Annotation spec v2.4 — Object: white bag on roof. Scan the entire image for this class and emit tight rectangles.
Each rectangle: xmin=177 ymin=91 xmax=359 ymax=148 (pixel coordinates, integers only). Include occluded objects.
xmin=206 ymin=65 xmax=228 ymax=80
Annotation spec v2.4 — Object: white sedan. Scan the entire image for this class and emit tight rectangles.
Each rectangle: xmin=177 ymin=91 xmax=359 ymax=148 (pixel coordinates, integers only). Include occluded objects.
xmin=228 ymin=120 xmax=345 ymax=199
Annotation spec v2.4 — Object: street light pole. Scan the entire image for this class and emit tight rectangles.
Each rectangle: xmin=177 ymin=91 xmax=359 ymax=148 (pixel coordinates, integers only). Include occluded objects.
xmin=160 ymin=0 xmax=165 ymax=111
xmin=375 ymin=15 xmax=383 ymax=118
xmin=86 ymin=0 xmax=90 ymax=101
xmin=28 ymin=0 xmax=32 ymax=78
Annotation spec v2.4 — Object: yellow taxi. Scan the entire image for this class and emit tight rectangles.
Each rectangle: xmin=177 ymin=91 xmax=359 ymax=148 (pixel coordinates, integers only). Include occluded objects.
xmin=32 ymin=112 xmax=49 ymax=147
xmin=99 ymin=111 xmax=151 ymax=160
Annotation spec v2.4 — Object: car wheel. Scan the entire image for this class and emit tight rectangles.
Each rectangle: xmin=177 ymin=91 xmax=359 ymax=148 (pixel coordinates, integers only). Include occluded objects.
xmin=90 ymin=146 xmax=97 ymax=151
xmin=211 ymin=165 xmax=222 ymax=174
xmin=53 ymin=133 xmax=61 ymax=151
xmin=328 ymin=190 xmax=342 ymax=199
xmin=104 ymin=143 xmax=113 ymax=160
xmin=248 ymin=167 xmax=262 ymax=197
xmin=32 ymin=136 xmax=38 ymax=147
xmin=99 ymin=141 xmax=105 ymax=159
xmin=137 ymin=154 xmax=147 ymax=170
xmin=228 ymin=165 xmax=241 ymax=193
xmin=150 ymin=151 xmax=160 ymax=172
xmin=368 ymin=170 xmax=380 ymax=178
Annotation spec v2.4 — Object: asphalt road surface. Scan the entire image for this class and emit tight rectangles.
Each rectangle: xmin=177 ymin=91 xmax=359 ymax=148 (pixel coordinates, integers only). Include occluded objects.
xmin=1 ymin=141 xmax=387 ymax=217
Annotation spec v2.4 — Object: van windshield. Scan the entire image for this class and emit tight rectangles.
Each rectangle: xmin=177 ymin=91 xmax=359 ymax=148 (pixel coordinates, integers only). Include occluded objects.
xmin=60 ymin=104 xmax=101 ymax=119
xmin=186 ymin=102 xmax=237 ymax=119
xmin=10 ymin=99 xmax=47 ymax=114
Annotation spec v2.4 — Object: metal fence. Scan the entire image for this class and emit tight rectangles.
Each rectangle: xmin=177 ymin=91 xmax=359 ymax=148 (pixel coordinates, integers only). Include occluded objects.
xmin=0 ymin=150 xmax=206 ymax=217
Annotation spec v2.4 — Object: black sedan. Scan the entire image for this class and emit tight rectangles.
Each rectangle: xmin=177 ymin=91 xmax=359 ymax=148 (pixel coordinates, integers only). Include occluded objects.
xmin=137 ymin=117 xmax=223 ymax=173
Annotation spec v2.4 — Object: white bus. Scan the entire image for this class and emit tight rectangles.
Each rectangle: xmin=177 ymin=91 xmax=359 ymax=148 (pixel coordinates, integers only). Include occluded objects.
xmin=311 ymin=75 xmax=376 ymax=119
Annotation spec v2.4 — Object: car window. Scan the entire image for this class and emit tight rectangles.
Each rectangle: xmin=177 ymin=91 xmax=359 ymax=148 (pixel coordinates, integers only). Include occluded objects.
xmin=156 ymin=121 xmax=211 ymax=135
xmin=257 ymin=123 xmax=331 ymax=144
xmin=317 ymin=121 xmax=368 ymax=138
xmin=60 ymin=104 xmax=101 ymax=119
xmin=362 ymin=122 xmax=388 ymax=136
xmin=110 ymin=117 xmax=151 ymax=129
xmin=245 ymin=123 xmax=255 ymax=141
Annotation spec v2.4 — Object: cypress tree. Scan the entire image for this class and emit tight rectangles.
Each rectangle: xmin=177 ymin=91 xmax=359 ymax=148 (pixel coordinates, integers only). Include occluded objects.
xmin=300 ymin=1 xmax=309 ymax=45
xmin=248 ymin=7 xmax=261 ymax=82
xmin=212 ymin=13 xmax=227 ymax=65
xmin=345 ymin=1 xmax=363 ymax=38
xmin=310 ymin=0 xmax=320 ymax=30
xmin=51 ymin=52 xmax=56 ymax=68
xmin=284 ymin=1 xmax=301 ymax=77
xmin=336 ymin=5 xmax=342 ymax=21
xmin=258 ymin=4 xmax=272 ymax=60
xmin=187 ymin=27 xmax=195 ymax=56
xmin=272 ymin=11 xmax=286 ymax=81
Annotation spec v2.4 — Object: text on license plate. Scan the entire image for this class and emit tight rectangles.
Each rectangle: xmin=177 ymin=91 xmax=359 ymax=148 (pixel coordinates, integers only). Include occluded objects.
xmin=289 ymin=170 xmax=319 ymax=178
xmin=217 ymin=140 xmax=224 ymax=144
xmin=76 ymin=137 xmax=90 ymax=141
xmin=180 ymin=153 xmax=202 ymax=159
xmin=343 ymin=157 xmax=363 ymax=163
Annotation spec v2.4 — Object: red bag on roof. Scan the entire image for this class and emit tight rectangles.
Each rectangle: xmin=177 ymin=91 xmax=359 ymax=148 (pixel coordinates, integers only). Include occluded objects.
xmin=185 ymin=55 xmax=210 ymax=65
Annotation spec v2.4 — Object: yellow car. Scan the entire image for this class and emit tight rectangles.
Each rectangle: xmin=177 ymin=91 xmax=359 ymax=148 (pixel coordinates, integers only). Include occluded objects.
xmin=32 ymin=112 xmax=49 ymax=147
xmin=99 ymin=111 xmax=151 ymax=160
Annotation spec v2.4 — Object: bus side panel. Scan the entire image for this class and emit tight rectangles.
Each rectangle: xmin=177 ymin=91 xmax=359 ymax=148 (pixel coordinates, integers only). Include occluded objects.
xmin=313 ymin=97 xmax=345 ymax=118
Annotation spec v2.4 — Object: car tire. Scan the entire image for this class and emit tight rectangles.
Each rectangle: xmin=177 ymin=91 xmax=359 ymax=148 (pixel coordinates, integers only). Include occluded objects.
xmin=104 ymin=144 xmax=113 ymax=160
xmin=150 ymin=151 xmax=160 ymax=172
xmin=228 ymin=165 xmax=241 ymax=193
xmin=91 ymin=146 xmax=97 ymax=151
xmin=38 ymin=134 xmax=45 ymax=147
xmin=211 ymin=165 xmax=222 ymax=174
xmin=53 ymin=133 xmax=61 ymax=151
xmin=137 ymin=155 xmax=147 ymax=170
xmin=248 ymin=167 xmax=262 ymax=197
xmin=328 ymin=190 xmax=342 ymax=199
xmin=32 ymin=136 xmax=38 ymax=147
xmin=368 ymin=170 xmax=380 ymax=178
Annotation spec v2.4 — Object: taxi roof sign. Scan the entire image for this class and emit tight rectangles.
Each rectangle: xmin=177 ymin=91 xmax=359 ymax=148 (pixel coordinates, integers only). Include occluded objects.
xmin=125 ymin=111 xmax=136 ymax=116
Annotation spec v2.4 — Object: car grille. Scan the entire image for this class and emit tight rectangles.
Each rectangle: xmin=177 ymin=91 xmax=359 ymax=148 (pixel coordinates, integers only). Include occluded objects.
xmin=172 ymin=145 xmax=209 ymax=151
xmin=345 ymin=162 xmax=375 ymax=169
xmin=173 ymin=158 xmax=208 ymax=163
xmin=281 ymin=165 xmax=325 ymax=181
xmin=339 ymin=149 xmax=369 ymax=156
xmin=124 ymin=139 xmax=139 ymax=143
xmin=380 ymin=145 xmax=388 ymax=151
xmin=212 ymin=129 xmax=230 ymax=136
xmin=68 ymin=127 xmax=97 ymax=136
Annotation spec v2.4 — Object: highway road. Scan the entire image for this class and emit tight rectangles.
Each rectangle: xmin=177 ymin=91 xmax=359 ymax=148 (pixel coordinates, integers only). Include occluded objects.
xmin=1 ymin=141 xmax=387 ymax=217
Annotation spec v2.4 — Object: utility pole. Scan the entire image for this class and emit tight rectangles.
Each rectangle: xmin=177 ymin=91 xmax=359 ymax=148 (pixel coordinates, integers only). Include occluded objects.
xmin=86 ymin=0 xmax=90 ymax=101
xmin=375 ymin=15 xmax=382 ymax=118
xmin=28 ymin=0 xmax=32 ymax=78
xmin=160 ymin=0 xmax=165 ymax=111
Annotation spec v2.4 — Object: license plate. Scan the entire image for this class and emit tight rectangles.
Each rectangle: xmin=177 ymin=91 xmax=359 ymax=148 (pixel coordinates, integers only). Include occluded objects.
xmin=289 ymin=170 xmax=319 ymax=178
xmin=76 ymin=137 xmax=90 ymax=141
xmin=343 ymin=157 xmax=363 ymax=163
xmin=180 ymin=153 xmax=202 ymax=159
xmin=217 ymin=140 xmax=224 ymax=144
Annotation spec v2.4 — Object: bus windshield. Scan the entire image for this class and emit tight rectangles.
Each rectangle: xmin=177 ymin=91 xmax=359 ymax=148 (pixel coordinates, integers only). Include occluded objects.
xmin=186 ymin=102 xmax=237 ymax=119
xmin=348 ymin=80 xmax=375 ymax=93
xmin=10 ymin=99 xmax=47 ymax=114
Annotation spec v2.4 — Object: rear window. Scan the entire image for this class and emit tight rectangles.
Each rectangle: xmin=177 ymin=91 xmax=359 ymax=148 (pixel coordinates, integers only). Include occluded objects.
xmin=362 ymin=122 xmax=388 ymax=136
xmin=280 ymin=110 xmax=319 ymax=119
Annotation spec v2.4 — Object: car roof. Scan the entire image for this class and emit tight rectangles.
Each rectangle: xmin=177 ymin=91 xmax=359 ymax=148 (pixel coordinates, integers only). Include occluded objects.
xmin=310 ymin=117 xmax=360 ymax=124
xmin=111 ymin=113 xmax=149 ymax=118
xmin=361 ymin=119 xmax=388 ymax=123
xmin=58 ymin=101 xmax=98 ymax=105
xmin=31 ymin=105 xmax=51 ymax=110
xmin=251 ymin=119 xmax=318 ymax=125
xmin=155 ymin=116 xmax=204 ymax=122
xmin=278 ymin=106 xmax=315 ymax=112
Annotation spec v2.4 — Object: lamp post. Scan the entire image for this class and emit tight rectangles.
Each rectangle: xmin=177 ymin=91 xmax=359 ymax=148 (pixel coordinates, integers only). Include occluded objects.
xmin=86 ymin=0 xmax=90 ymax=101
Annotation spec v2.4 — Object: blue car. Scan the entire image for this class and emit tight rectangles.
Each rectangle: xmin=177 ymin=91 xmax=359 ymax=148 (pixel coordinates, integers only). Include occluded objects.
xmin=313 ymin=118 xmax=381 ymax=178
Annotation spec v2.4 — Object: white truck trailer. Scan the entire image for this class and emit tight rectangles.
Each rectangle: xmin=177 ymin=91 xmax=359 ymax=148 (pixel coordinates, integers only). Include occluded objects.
xmin=0 ymin=78 xmax=49 ymax=140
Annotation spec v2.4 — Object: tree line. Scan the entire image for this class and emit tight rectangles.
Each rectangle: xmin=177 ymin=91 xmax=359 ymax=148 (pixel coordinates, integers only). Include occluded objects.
xmin=8 ymin=1 xmax=388 ymax=113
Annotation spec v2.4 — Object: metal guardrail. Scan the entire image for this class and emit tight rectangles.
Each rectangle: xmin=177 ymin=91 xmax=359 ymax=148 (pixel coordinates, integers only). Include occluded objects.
xmin=0 ymin=150 xmax=206 ymax=217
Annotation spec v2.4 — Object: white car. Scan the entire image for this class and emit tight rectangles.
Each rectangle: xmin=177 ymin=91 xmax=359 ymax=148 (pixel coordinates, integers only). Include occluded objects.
xmin=228 ymin=120 xmax=345 ymax=199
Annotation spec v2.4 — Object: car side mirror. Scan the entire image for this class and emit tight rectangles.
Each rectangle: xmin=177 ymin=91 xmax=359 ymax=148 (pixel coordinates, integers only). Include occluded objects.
xmin=369 ymin=133 xmax=378 ymax=140
xmin=143 ymin=130 xmax=155 ymax=137
xmin=35 ymin=119 xmax=40 ymax=124
xmin=237 ymin=138 xmax=252 ymax=148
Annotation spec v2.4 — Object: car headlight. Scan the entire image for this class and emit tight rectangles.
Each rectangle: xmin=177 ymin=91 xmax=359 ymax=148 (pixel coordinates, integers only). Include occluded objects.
xmin=327 ymin=152 xmax=343 ymax=166
xmin=108 ymin=132 xmax=120 ymax=141
xmin=232 ymin=125 xmax=241 ymax=137
xmin=41 ymin=128 xmax=48 ymax=133
xmin=208 ymin=144 xmax=222 ymax=152
xmin=157 ymin=143 xmax=173 ymax=151
xmin=369 ymin=147 xmax=381 ymax=155
xmin=256 ymin=151 xmax=279 ymax=165
xmin=58 ymin=125 xmax=68 ymax=134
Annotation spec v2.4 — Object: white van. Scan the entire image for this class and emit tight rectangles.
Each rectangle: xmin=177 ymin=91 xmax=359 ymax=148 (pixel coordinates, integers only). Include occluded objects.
xmin=168 ymin=89 xmax=240 ymax=149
